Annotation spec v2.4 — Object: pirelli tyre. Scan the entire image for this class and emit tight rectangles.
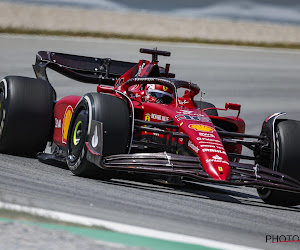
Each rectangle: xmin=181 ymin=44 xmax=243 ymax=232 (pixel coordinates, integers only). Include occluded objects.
xmin=0 ymin=76 xmax=54 ymax=156
xmin=66 ymin=93 xmax=130 ymax=180
xmin=257 ymin=120 xmax=300 ymax=207
xmin=194 ymin=101 xmax=218 ymax=116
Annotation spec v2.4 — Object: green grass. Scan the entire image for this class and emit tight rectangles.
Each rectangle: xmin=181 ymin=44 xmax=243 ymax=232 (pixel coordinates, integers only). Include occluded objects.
xmin=1 ymin=27 xmax=300 ymax=49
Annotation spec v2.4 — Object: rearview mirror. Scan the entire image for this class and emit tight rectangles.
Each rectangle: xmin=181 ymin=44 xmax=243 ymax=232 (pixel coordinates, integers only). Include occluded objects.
xmin=225 ymin=103 xmax=241 ymax=111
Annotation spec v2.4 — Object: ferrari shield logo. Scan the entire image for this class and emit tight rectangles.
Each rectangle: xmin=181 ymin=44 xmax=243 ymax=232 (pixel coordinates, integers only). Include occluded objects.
xmin=145 ymin=113 xmax=151 ymax=122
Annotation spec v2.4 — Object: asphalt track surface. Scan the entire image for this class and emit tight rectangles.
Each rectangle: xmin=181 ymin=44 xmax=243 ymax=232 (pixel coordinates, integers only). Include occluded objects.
xmin=0 ymin=35 xmax=300 ymax=249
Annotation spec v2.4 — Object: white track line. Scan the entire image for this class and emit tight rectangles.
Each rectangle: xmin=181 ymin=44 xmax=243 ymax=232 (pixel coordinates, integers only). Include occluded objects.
xmin=0 ymin=201 xmax=261 ymax=250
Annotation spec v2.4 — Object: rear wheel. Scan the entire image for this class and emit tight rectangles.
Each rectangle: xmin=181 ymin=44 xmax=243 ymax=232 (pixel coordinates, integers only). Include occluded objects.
xmin=257 ymin=120 xmax=300 ymax=206
xmin=0 ymin=76 xmax=54 ymax=156
xmin=66 ymin=93 xmax=130 ymax=180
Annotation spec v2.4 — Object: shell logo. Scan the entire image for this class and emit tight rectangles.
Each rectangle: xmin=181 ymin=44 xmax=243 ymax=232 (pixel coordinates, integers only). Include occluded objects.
xmin=189 ymin=124 xmax=214 ymax=132
xmin=62 ymin=105 xmax=73 ymax=143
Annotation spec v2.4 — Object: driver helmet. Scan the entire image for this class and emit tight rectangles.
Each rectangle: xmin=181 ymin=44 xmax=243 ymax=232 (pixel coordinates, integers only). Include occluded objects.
xmin=144 ymin=84 xmax=173 ymax=104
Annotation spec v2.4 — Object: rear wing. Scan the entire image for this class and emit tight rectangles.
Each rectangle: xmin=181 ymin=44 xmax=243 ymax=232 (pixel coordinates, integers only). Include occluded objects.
xmin=33 ymin=51 xmax=137 ymax=86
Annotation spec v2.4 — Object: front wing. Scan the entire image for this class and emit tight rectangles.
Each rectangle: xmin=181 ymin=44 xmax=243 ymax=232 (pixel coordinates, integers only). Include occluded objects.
xmin=87 ymin=150 xmax=300 ymax=194
xmin=82 ymin=120 xmax=300 ymax=193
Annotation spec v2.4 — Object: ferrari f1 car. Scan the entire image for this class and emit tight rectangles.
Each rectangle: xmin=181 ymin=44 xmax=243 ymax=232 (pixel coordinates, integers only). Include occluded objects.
xmin=0 ymin=48 xmax=299 ymax=207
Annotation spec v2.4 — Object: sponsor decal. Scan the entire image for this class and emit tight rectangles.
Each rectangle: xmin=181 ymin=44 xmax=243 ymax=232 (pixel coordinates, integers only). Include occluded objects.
xmin=62 ymin=105 xmax=73 ymax=144
xmin=198 ymin=132 xmax=215 ymax=138
xmin=200 ymin=144 xmax=216 ymax=148
xmin=202 ymin=148 xmax=227 ymax=155
xmin=176 ymin=110 xmax=194 ymax=115
xmin=137 ymin=62 xmax=146 ymax=77
xmin=144 ymin=113 xmax=151 ymax=122
xmin=188 ymin=140 xmax=199 ymax=153
xmin=196 ymin=137 xmax=222 ymax=144
xmin=189 ymin=124 xmax=214 ymax=132
xmin=199 ymin=142 xmax=224 ymax=148
xmin=131 ymin=84 xmax=140 ymax=90
xmin=197 ymin=132 xmax=215 ymax=138
xmin=163 ymin=86 xmax=168 ymax=91
xmin=147 ymin=84 xmax=155 ymax=90
xmin=178 ymin=99 xmax=189 ymax=105
xmin=175 ymin=114 xmax=210 ymax=122
xmin=213 ymin=155 xmax=223 ymax=160
xmin=55 ymin=118 xmax=61 ymax=128
xmin=150 ymin=113 xmax=169 ymax=121
xmin=205 ymin=154 xmax=229 ymax=165
xmin=218 ymin=167 xmax=224 ymax=172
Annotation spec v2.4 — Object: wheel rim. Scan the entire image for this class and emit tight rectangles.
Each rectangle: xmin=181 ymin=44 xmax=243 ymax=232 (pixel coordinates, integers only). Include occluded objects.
xmin=67 ymin=109 xmax=88 ymax=163
xmin=73 ymin=121 xmax=82 ymax=146
xmin=257 ymin=187 xmax=271 ymax=199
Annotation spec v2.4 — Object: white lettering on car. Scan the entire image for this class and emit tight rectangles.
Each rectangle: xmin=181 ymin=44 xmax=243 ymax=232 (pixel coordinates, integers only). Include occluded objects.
xmin=198 ymin=132 xmax=215 ymax=138
xmin=206 ymin=154 xmax=229 ymax=165
xmin=178 ymin=99 xmax=189 ymax=105
xmin=150 ymin=113 xmax=169 ymax=121
xmin=188 ymin=140 xmax=199 ymax=153
xmin=200 ymin=144 xmax=216 ymax=148
xmin=55 ymin=118 xmax=61 ymax=128
xmin=202 ymin=148 xmax=227 ymax=155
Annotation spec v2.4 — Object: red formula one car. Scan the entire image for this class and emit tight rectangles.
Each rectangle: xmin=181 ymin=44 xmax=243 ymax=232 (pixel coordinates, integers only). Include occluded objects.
xmin=0 ymin=48 xmax=299 ymax=206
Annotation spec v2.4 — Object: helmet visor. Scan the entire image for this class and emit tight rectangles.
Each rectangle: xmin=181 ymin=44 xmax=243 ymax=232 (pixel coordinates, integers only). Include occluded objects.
xmin=148 ymin=90 xmax=173 ymax=104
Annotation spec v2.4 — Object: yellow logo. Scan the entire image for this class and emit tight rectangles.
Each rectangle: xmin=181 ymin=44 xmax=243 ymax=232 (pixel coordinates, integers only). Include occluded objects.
xmin=145 ymin=113 xmax=150 ymax=122
xmin=163 ymin=86 xmax=168 ymax=91
xmin=62 ymin=106 xmax=73 ymax=143
xmin=218 ymin=167 xmax=223 ymax=172
xmin=189 ymin=124 xmax=214 ymax=132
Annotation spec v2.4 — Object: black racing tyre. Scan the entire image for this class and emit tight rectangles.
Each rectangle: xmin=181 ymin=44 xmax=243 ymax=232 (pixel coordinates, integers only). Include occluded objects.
xmin=194 ymin=101 xmax=218 ymax=116
xmin=66 ymin=93 xmax=130 ymax=180
xmin=257 ymin=120 xmax=300 ymax=207
xmin=0 ymin=76 xmax=54 ymax=156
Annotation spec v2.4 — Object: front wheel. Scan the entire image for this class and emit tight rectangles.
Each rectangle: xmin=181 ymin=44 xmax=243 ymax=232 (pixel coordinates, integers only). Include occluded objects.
xmin=257 ymin=120 xmax=300 ymax=207
xmin=66 ymin=93 xmax=130 ymax=180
